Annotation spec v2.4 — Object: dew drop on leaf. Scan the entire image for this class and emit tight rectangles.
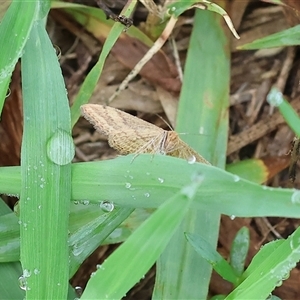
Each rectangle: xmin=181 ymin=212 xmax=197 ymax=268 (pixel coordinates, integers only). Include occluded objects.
xmin=18 ymin=275 xmax=28 ymax=291
xmin=47 ymin=129 xmax=75 ymax=165
xmin=100 ymin=200 xmax=114 ymax=212
xmin=187 ymin=155 xmax=196 ymax=164
xmin=291 ymin=190 xmax=300 ymax=204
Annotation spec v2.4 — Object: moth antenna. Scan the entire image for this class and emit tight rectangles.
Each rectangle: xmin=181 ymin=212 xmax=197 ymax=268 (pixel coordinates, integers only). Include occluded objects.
xmin=155 ymin=114 xmax=173 ymax=131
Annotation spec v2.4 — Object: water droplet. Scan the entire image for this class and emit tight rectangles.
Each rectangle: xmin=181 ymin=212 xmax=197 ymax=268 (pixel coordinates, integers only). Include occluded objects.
xmin=90 ymin=272 xmax=96 ymax=278
xmin=230 ymin=215 xmax=236 ymax=220
xmin=19 ymin=269 xmax=32 ymax=290
xmin=199 ymin=126 xmax=204 ymax=135
xmin=96 ymin=264 xmax=104 ymax=270
xmin=187 ymin=155 xmax=196 ymax=164
xmin=233 ymin=175 xmax=240 ymax=182
xmin=125 ymin=182 xmax=131 ymax=188
xmin=5 ymin=87 xmax=11 ymax=98
xmin=267 ymin=87 xmax=283 ymax=107
xmin=291 ymin=190 xmax=300 ymax=204
xmin=53 ymin=44 xmax=61 ymax=60
xmin=33 ymin=268 xmax=40 ymax=275
xmin=73 ymin=200 xmax=79 ymax=205
xmin=23 ymin=269 xmax=31 ymax=277
xmin=100 ymin=200 xmax=114 ymax=212
xmin=75 ymin=286 xmax=83 ymax=297
xmin=82 ymin=200 xmax=90 ymax=205
xmin=158 ymin=177 xmax=164 ymax=183
xmin=275 ymin=279 xmax=283 ymax=287
xmin=72 ymin=244 xmax=83 ymax=256
xmin=266 ymin=293 xmax=273 ymax=300
xmin=47 ymin=129 xmax=75 ymax=165
xmin=18 ymin=275 xmax=28 ymax=290
xmin=144 ymin=193 xmax=150 ymax=198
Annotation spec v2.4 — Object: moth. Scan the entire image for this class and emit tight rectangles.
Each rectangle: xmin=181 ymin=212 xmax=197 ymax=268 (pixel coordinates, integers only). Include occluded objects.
xmin=80 ymin=104 xmax=210 ymax=165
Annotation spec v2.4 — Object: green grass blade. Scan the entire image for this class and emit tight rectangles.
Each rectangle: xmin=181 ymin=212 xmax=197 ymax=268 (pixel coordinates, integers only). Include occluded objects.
xmin=0 ymin=166 xmax=20 ymax=196
xmin=81 ymin=175 xmax=202 ymax=299
xmin=0 ymin=262 xmax=24 ymax=300
xmin=0 ymin=212 xmax=19 ymax=262
xmin=0 ymin=204 xmax=133 ymax=278
xmin=0 ymin=0 xmax=38 ymax=110
xmin=227 ymin=227 xmax=300 ymax=299
xmin=2 ymin=155 xmax=300 ymax=217
xmin=51 ymin=2 xmax=154 ymax=47
xmin=230 ymin=227 xmax=250 ymax=277
xmin=185 ymin=232 xmax=238 ymax=284
xmin=69 ymin=205 xmax=133 ymax=277
xmin=0 ymin=200 xmax=24 ymax=299
xmin=226 ymin=159 xmax=268 ymax=184
xmin=69 ymin=1 xmax=138 ymax=127
xmin=175 ymin=15 xmax=229 ymax=167
xmin=238 ymin=24 xmax=300 ymax=50
xmin=20 ymin=12 xmax=73 ymax=299
xmin=267 ymin=87 xmax=300 ymax=137
xmin=154 ymin=8 xmax=230 ymax=298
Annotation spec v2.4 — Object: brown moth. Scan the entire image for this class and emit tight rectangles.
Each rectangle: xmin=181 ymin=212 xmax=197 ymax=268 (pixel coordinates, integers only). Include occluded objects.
xmin=80 ymin=104 xmax=210 ymax=165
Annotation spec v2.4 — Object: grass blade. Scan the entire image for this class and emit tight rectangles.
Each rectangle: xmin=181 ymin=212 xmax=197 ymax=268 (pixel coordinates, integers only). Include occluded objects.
xmin=154 ymin=8 xmax=230 ymax=298
xmin=20 ymin=12 xmax=73 ymax=298
xmin=0 ymin=0 xmax=38 ymax=110
xmin=81 ymin=175 xmax=203 ymax=299
xmin=68 ymin=1 xmax=138 ymax=127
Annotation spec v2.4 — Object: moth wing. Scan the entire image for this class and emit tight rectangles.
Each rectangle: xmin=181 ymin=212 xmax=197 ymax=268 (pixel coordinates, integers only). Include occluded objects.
xmin=168 ymin=135 xmax=210 ymax=165
xmin=81 ymin=104 xmax=159 ymax=135
xmin=108 ymin=129 xmax=164 ymax=155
